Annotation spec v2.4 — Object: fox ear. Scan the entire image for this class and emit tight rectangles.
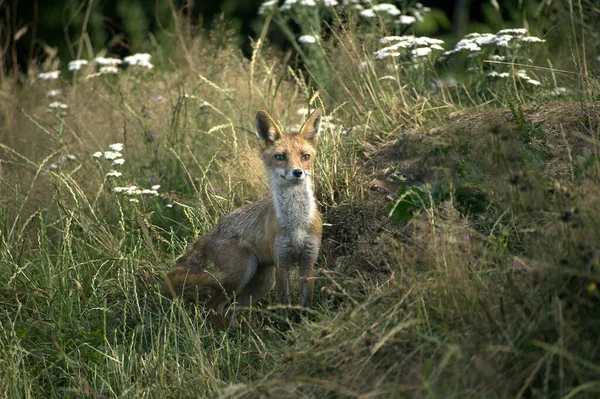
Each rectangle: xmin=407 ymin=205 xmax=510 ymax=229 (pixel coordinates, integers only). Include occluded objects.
xmin=255 ymin=111 xmax=282 ymax=146
xmin=299 ymin=107 xmax=322 ymax=143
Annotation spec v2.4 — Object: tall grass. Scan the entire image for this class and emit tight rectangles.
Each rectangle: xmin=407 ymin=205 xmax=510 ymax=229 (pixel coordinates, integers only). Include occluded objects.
xmin=1 ymin=1 xmax=600 ymax=397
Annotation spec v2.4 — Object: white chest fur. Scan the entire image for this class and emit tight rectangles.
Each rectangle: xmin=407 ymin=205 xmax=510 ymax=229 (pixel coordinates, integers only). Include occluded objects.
xmin=271 ymin=179 xmax=316 ymax=234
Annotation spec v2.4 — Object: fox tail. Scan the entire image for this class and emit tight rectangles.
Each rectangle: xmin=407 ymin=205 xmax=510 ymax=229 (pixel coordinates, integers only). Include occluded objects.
xmin=160 ymin=267 xmax=217 ymax=301
xmin=160 ymin=237 xmax=217 ymax=300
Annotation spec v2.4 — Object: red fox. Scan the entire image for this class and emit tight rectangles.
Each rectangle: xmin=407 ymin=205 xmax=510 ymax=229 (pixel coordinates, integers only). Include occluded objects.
xmin=161 ymin=108 xmax=323 ymax=327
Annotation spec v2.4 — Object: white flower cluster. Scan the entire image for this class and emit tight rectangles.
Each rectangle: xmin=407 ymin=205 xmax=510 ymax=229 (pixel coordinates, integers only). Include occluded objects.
xmin=485 ymin=69 xmax=541 ymax=86
xmin=53 ymin=55 xmax=156 ymax=77
xmin=258 ymin=0 xmax=278 ymax=15
xmin=374 ymin=36 xmax=444 ymax=60
xmin=94 ymin=57 xmax=123 ymax=66
xmin=397 ymin=15 xmax=416 ymax=25
xmin=408 ymin=2 xmax=431 ymax=22
xmin=358 ymin=2 xmax=429 ymax=25
xmin=280 ymin=0 xmax=317 ymax=11
xmin=360 ymin=3 xmax=400 ymax=18
xmin=298 ymin=35 xmax=318 ymax=44
xmin=92 ymin=143 xmax=127 ymax=171
xmin=68 ymin=60 xmax=89 ymax=71
xmin=443 ymin=29 xmax=545 ymax=56
xmin=113 ymin=185 xmax=160 ymax=196
xmin=37 ymin=70 xmax=61 ymax=80
xmin=91 ymin=144 xmax=165 ymax=204
xmin=99 ymin=66 xmax=120 ymax=74
xmin=123 ymin=53 xmax=154 ymax=69
xmin=48 ymin=101 xmax=68 ymax=109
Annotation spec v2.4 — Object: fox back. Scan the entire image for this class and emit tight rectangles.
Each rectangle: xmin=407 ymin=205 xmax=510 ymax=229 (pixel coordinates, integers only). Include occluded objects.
xmin=161 ymin=108 xmax=324 ymax=327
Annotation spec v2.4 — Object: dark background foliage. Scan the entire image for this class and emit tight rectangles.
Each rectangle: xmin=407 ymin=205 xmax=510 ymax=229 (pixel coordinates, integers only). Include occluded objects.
xmin=2 ymin=0 xmax=550 ymax=75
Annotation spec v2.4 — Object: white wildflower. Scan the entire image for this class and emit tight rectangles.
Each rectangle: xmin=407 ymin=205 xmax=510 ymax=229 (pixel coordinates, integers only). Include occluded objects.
xmin=372 ymin=3 xmax=401 ymax=16
xmin=300 ymin=0 xmax=316 ymax=5
xmin=94 ymin=57 xmax=122 ymax=65
xmin=129 ymin=198 xmax=140 ymax=203
xmin=519 ymin=36 xmax=545 ymax=43
xmin=280 ymin=0 xmax=297 ymax=10
xmin=46 ymin=90 xmax=62 ymax=97
xmin=379 ymin=36 xmax=443 ymax=47
xmin=359 ymin=9 xmax=376 ymax=18
xmin=68 ymin=59 xmax=89 ymax=71
xmin=488 ymin=55 xmax=506 ymax=61
xmin=151 ymin=185 xmax=161 ymax=190
xmin=415 ymin=2 xmax=431 ymax=12
xmin=412 ymin=47 xmax=432 ymax=57
xmin=166 ymin=203 xmax=174 ymax=208
xmin=114 ymin=185 xmax=142 ymax=196
xmin=298 ymin=35 xmax=318 ymax=44
xmin=397 ymin=15 xmax=417 ymax=25
xmin=106 ymin=170 xmax=122 ymax=177
xmin=112 ymin=158 xmax=125 ymax=166
xmin=92 ymin=151 xmax=103 ymax=158
xmin=497 ymin=28 xmax=528 ymax=36
xmin=494 ymin=35 xmax=513 ymax=47
xmin=526 ymin=79 xmax=541 ymax=86
xmin=258 ymin=0 xmax=278 ymax=14
xmin=497 ymin=72 xmax=510 ymax=78
xmin=297 ymin=108 xmax=309 ymax=116
xmin=380 ymin=36 xmax=404 ymax=44
xmin=374 ymin=36 xmax=444 ymax=59
xmin=410 ymin=10 xmax=425 ymax=22
xmin=123 ymin=53 xmax=154 ymax=69
xmin=323 ymin=0 xmax=338 ymax=6
xmin=49 ymin=102 xmax=68 ymax=109
xmin=103 ymin=151 xmax=122 ymax=160
xmin=109 ymin=143 xmax=124 ymax=152
xmin=37 ymin=70 xmax=61 ymax=80
xmin=99 ymin=66 xmax=119 ymax=74
xmin=516 ymin=69 xmax=530 ymax=79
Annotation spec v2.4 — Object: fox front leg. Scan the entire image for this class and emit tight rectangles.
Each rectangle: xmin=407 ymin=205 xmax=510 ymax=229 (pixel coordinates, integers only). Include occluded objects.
xmin=275 ymin=267 xmax=291 ymax=306
xmin=298 ymin=237 xmax=319 ymax=308
xmin=298 ymin=265 xmax=314 ymax=308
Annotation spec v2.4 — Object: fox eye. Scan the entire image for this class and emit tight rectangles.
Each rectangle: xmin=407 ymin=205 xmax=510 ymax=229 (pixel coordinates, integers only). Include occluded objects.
xmin=302 ymin=154 xmax=311 ymax=161
xmin=274 ymin=154 xmax=286 ymax=161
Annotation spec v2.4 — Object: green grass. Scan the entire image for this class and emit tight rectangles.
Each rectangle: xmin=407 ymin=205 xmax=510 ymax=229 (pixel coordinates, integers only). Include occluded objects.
xmin=1 ymin=3 xmax=600 ymax=398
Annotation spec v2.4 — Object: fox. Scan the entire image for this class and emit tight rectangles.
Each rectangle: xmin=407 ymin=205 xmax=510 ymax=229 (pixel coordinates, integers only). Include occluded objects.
xmin=160 ymin=108 xmax=323 ymax=327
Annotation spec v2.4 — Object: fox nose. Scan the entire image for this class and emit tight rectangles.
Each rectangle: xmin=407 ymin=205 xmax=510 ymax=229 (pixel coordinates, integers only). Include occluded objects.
xmin=292 ymin=169 xmax=303 ymax=178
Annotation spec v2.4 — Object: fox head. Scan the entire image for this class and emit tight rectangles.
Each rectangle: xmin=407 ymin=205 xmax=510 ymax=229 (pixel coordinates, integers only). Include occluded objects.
xmin=255 ymin=108 xmax=322 ymax=185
